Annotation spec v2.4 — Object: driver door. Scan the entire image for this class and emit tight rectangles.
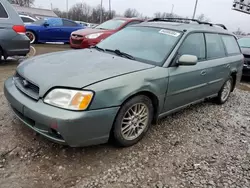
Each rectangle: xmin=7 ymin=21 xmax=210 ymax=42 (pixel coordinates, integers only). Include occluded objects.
xmin=164 ymin=33 xmax=209 ymax=112
xmin=39 ymin=18 xmax=63 ymax=42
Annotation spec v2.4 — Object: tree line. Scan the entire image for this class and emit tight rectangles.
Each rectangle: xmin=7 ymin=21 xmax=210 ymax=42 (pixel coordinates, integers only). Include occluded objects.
xmin=7 ymin=0 xmax=214 ymax=26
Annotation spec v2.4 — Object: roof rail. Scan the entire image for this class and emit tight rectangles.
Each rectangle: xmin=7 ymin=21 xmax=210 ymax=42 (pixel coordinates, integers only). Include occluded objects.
xmin=148 ymin=18 xmax=227 ymax=30
xmin=148 ymin=18 xmax=202 ymax=24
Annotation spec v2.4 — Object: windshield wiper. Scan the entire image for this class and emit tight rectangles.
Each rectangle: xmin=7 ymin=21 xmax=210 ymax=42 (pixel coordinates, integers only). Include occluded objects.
xmin=90 ymin=46 xmax=105 ymax=52
xmin=105 ymin=49 xmax=135 ymax=60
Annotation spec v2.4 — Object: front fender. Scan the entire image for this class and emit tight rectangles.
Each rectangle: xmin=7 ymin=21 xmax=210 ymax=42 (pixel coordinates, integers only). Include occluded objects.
xmin=85 ymin=67 xmax=169 ymax=112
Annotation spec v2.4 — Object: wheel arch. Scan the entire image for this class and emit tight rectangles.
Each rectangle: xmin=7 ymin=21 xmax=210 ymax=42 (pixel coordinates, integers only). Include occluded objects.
xmin=120 ymin=91 xmax=160 ymax=124
xmin=26 ymin=29 xmax=38 ymax=42
xmin=230 ymin=71 xmax=237 ymax=92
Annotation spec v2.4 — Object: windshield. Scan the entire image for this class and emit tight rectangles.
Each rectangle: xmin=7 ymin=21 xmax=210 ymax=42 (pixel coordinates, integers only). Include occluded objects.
xmin=32 ymin=18 xmax=45 ymax=25
xmin=95 ymin=19 xmax=126 ymax=30
xmin=96 ymin=26 xmax=182 ymax=66
xmin=238 ymin=37 xmax=250 ymax=48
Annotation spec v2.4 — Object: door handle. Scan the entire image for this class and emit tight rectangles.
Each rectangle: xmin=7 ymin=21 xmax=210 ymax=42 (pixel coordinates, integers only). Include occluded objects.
xmin=200 ymin=70 xmax=207 ymax=76
xmin=226 ymin=64 xmax=231 ymax=69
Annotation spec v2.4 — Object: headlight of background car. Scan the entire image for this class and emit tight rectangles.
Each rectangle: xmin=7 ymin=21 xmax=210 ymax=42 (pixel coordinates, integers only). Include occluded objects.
xmin=44 ymin=89 xmax=93 ymax=111
xmin=85 ymin=33 xmax=103 ymax=39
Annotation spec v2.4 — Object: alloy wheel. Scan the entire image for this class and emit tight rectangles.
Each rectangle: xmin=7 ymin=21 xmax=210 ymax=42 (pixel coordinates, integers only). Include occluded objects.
xmin=121 ymin=103 xmax=149 ymax=141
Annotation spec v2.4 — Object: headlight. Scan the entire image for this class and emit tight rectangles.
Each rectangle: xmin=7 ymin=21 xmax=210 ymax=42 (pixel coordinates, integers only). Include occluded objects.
xmin=85 ymin=33 xmax=103 ymax=39
xmin=44 ymin=89 xmax=94 ymax=111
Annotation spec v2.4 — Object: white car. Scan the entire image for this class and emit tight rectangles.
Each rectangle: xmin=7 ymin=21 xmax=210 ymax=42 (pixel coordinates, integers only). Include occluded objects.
xmin=19 ymin=14 xmax=37 ymax=24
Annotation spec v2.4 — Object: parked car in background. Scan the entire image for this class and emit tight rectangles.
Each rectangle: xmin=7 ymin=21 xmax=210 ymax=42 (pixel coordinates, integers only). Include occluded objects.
xmin=0 ymin=0 xmax=30 ymax=61
xmin=70 ymin=17 xmax=143 ymax=49
xmin=75 ymin=21 xmax=91 ymax=27
xmin=4 ymin=18 xmax=243 ymax=147
xmin=19 ymin=14 xmax=37 ymax=24
xmin=238 ymin=36 xmax=250 ymax=77
xmin=25 ymin=17 xmax=84 ymax=44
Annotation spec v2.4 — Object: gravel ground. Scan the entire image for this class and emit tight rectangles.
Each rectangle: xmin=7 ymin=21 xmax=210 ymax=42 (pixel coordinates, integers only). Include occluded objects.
xmin=0 ymin=45 xmax=250 ymax=187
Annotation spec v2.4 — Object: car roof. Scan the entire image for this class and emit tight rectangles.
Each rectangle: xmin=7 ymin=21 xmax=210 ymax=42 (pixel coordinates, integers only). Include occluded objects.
xmin=112 ymin=17 xmax=143 ymax=21
xmin=136 ymin=19 xmax=233 ymax=36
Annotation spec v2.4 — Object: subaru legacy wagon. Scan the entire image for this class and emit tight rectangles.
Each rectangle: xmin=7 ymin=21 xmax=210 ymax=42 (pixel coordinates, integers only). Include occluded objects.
xmin=4 ymin=18 xmax=244 ymax=147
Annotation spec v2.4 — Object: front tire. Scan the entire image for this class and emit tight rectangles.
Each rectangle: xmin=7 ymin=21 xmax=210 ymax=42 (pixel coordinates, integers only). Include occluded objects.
xmin=26 ymin=31 xmax=36 ymax=44
xmin=113 ymin=95 xmax=154 ymax=147
xmin=216 ymin=76 xmax=233 ymax=104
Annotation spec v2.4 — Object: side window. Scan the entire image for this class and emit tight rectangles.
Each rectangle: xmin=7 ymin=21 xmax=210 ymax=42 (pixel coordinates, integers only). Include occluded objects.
xmin=0 ymin=3 xmax=8 ymax=18
xmin=63 ymin=20 xmax=78 ymax=27
xmin=46 ymin=18 xmax=63 ymax=27
xmin=178 ymin=33 xmax=205 ymax=60
xmin=124 ymin=21 xmax=143 ymax=27
xmin=221 ymin=35 xmax=241 ymax=55
xmin=21 ymin=17 xmax=35 ymax=23
xmin=205 ymin=33 xmax=226 ymax=59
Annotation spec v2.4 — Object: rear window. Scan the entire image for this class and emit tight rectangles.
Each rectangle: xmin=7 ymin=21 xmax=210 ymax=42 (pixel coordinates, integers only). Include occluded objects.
xmin=205 ymin=33 xmax=226 ymax=59
xmin=63 ymin=19 xmax=78 ymax=27
xmin=221 ymin=35 xmax=241 ymax=55
xmin=0 ymin=3 xmax=8 ymax=18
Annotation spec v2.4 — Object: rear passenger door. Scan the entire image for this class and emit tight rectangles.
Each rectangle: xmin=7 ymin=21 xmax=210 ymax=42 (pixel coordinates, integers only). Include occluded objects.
xmin=204 ymin=33 xmax=232 ymax=96
xmin=164 ymin=33 xmax=209 ymax=112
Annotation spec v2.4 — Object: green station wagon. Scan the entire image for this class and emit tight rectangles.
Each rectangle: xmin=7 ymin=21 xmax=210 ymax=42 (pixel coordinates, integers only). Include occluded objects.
xmin=4 ymin=18 xmax=244 ymax=147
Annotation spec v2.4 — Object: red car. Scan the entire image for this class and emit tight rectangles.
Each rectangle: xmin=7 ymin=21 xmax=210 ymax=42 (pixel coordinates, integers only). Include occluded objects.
xmin=70 ymin=17 xmax=143 ymax=49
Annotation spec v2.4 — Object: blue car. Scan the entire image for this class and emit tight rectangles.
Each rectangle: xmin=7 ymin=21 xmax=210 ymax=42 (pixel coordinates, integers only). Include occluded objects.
xmin=25 ymin=17 xmax=84 ymax=44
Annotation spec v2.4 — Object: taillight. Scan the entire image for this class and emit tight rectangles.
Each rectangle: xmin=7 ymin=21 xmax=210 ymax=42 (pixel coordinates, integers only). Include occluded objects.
xmin=12 ymin=25 xmax=26 ymax=34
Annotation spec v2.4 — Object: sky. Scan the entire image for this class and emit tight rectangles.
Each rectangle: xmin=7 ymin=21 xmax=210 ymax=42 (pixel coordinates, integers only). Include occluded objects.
xmin=34 ymin=0 xmax=250 ymax=32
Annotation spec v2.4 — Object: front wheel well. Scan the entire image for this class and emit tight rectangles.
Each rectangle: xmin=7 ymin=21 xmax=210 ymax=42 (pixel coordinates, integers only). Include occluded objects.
xmin=122 ymin=91 xmax=160 ymax=124
xmin=26 ymin=30 xmax=38 ymax=42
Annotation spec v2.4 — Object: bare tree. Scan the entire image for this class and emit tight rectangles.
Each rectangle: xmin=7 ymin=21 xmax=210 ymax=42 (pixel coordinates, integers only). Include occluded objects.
xmin=124 ymin=8 xmax=139 ymax=18
xmin=196 ymin=14 xmax=210 ymax=22
xmin=233 ymin=28 xmax=246 ymax=36
xmin=7 ymin=0 xmax=34 ymax=7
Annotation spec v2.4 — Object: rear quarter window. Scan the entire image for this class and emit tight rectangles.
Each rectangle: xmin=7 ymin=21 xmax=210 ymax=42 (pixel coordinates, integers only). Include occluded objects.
xmin=221 ymin=35 xmax=241 ymax=55
xmin=0 ymin=3 xmax=8 ymax=18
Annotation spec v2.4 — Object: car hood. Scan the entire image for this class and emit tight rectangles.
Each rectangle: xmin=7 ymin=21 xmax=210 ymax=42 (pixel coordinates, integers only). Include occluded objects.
xmin=241 ymin=47 xmax=250 ymax=56
xmin=17 ymin=49 xmax=155 ymax=97
xmin=72 ymin=28 xmax=112 ymax=36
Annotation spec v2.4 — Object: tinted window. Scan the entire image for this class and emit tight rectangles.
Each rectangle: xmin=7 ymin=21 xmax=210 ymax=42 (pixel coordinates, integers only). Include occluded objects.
xmin=0 ymin=3 xmax=8 ymax=18
xmin=46 ymin=18 xmax=63 ymax=27
xmin=63 ymin=19 xmax=78 ymax=27
xmin=97 ymin=27 xmax=182 ymax=66
xmin=95 ymin=19 xmax=126 ymax=30
xmin=33 ymin=19 xmax=45 ymax=25
xmin=205 ymin=33 xmax=226 ymax=59
xmin=178 ymin=33 xmax=205 ymax=60
xmin=238 ymin=37 xmax=250 ymax=48
xmin=21 ymin=17 xmax=35 ymax=23
xmin=221 ymin=35 xmax=241 ymax=55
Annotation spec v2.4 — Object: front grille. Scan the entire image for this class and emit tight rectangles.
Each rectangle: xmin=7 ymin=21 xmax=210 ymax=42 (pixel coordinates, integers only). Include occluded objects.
xmin=71 ymin=39 xmax=83 ymax=45
xmin=72 ymin=34 xmax=83 ymax=38
xmin=14 ymin=72 xmax=40 ymax=100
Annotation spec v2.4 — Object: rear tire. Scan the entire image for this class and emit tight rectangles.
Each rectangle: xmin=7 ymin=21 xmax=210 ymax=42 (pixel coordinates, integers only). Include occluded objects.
xmin=113 ymin=95 xmax=154 ymax=147
xmin=26 ymin=31 xmax=36 ymax=44
xmin=215 ymin=76 xmax=233 ymax=104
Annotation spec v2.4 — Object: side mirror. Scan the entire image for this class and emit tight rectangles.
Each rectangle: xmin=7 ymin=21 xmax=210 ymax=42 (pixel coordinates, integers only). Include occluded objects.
xmin=43 ymin=23 xmax=49 ymax=27
xmin=177 ymin=55 xmax=198 ymax=66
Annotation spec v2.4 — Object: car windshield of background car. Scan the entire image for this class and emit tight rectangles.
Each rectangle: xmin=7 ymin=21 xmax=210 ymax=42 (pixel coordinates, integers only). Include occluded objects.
xmin=238 ymin=37 xmax=250 ymax=48
xmin=97 ymin=26 xmax=182 ymax=66
xmin=95 ymin=19 xmax=126 ymax=30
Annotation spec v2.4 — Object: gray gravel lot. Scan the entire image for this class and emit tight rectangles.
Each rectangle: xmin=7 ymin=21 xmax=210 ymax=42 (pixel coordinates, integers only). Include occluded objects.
xmin=0 ymin=45 xmax=250 ymax=188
